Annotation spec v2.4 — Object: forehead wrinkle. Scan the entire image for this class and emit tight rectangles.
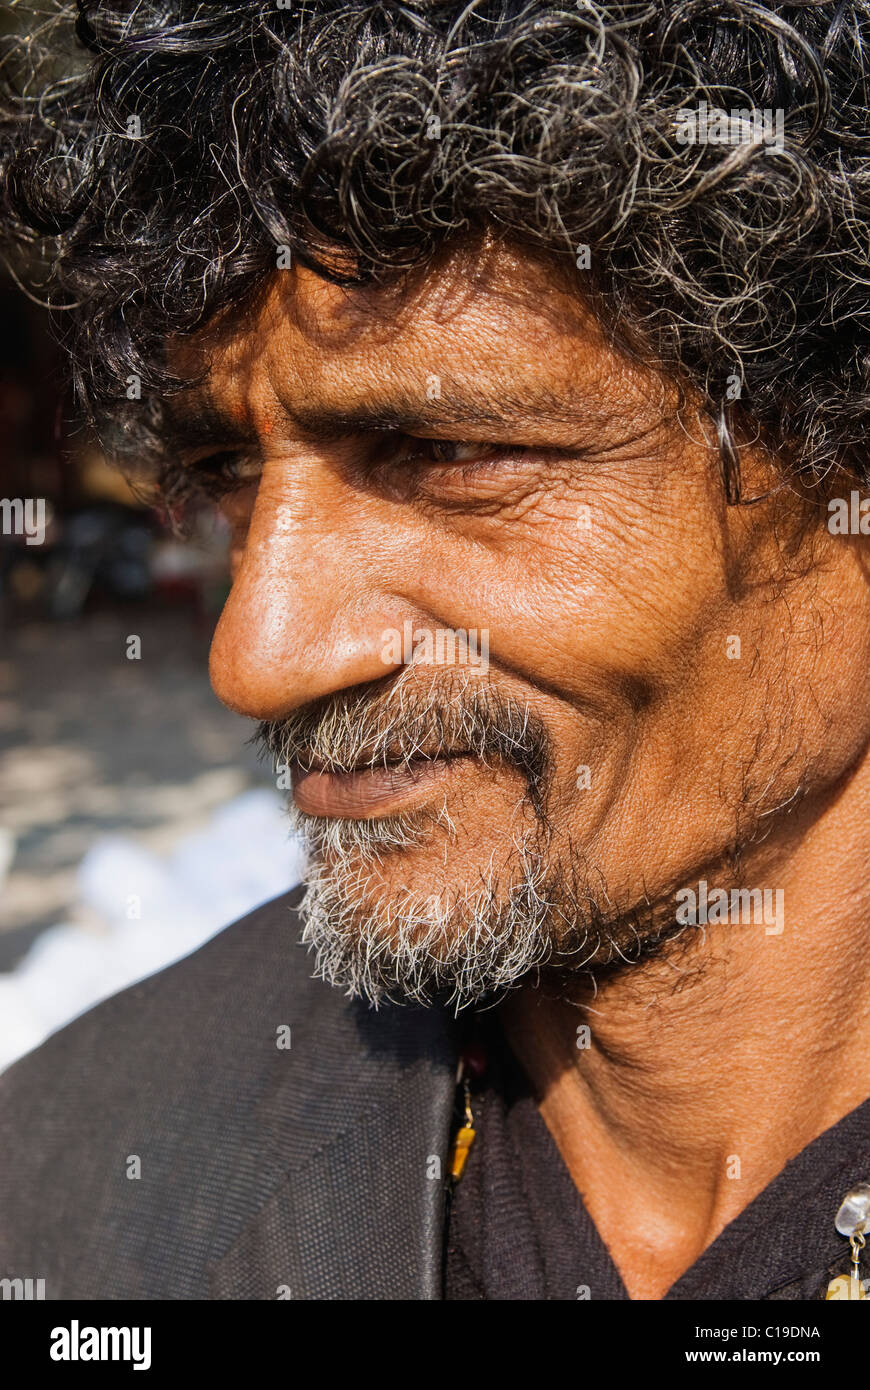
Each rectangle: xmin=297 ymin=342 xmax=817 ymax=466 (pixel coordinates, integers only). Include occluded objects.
xmin=257 ymin=360 xmax=648 ymax=444
xmin=271 ymin=239 xmax=592 ymax=345
xmin=199 ymin=268 xmax=682 ymax=452
xmin=215 ymin=254 xmax=676 ymax=448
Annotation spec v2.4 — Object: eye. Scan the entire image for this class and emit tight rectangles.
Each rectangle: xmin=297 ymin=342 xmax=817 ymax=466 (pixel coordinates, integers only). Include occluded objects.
xmin=397 ymin=439 xmax=502 ymax=466
xmin=362 ymin=436 xmax=536 ymax=510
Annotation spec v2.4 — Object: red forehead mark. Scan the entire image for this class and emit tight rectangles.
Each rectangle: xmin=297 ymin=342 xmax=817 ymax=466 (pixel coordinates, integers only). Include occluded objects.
xmin=230 ymin=402 xmax=248 ymax=424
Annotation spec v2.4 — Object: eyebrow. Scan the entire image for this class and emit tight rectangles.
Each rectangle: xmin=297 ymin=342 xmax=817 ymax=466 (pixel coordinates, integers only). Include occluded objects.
xmin=162 ymin=381 xmax=618 ymax=455
xmin=284 ymin=384 xmax=596 ymax=440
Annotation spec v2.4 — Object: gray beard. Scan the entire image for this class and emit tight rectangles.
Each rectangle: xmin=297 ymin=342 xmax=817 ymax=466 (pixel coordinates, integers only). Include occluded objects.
xmin=298 ymin=832 xmax=554 ymax=1008
xmin=291 ymin=806 xmax=686 ymax=1009
xmin=261 ymin=669 xmax=786 ymax=1009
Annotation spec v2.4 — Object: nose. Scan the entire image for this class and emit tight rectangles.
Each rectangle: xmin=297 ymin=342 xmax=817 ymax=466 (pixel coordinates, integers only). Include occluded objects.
xmin=209 ymin=462 xmax=410 ymax=721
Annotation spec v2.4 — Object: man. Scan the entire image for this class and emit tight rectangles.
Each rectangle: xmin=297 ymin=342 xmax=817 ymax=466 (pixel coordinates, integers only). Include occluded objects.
xmin=1 ymin=0 xmax=869 ymax=1301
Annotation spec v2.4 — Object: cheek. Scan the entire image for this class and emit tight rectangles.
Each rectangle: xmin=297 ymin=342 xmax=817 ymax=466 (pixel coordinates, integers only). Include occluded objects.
xmin=415 ymin=483 xmax=729 ymax=713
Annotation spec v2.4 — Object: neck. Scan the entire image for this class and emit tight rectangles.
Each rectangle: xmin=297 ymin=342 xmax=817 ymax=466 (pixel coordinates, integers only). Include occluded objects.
xmin=501 ymin=757 xmax=870 ymax=1299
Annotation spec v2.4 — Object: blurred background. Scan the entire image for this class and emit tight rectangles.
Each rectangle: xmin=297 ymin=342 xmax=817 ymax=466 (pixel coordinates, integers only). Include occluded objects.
xmin=0 ymin=251 xmax=304 ymax=1075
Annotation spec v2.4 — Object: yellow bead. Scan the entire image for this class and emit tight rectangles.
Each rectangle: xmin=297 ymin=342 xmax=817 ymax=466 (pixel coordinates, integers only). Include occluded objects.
xmin=449 ymin=1125 xmax=476 ymax=1180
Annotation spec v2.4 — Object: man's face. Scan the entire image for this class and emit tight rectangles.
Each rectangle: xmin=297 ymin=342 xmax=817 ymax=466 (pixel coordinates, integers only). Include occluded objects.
xmin=181 ymin=242 xmax=868 ymax=1004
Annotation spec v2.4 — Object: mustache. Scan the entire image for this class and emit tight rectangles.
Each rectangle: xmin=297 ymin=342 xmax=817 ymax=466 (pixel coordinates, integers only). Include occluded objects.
xmin=252 ymin=670 xmax=553 ymax=807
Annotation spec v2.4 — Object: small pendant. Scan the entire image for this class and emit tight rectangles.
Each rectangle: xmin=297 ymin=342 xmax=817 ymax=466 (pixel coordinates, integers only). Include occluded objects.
xmin=448 ymin=1124 xmax=476 ymax=1180
xmin=825 ymin=1183 xmax=870 ymax=1300
xmin=447 ymin=1068 xmax=477 ymax=1182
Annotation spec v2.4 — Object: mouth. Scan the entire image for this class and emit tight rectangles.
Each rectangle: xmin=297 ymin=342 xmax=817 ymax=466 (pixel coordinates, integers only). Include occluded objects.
xmin=290 ymin=753 xmax=469 ymax=818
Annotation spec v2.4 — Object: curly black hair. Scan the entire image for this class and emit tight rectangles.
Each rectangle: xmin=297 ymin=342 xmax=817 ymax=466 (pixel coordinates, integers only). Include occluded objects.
xmin=2 ymin=0 xmax=869 ymax=502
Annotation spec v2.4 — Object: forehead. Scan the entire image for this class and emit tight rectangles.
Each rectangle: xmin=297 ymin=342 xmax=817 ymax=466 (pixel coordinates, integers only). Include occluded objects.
xmin=186 ymin=242 xmax=671 ymax=436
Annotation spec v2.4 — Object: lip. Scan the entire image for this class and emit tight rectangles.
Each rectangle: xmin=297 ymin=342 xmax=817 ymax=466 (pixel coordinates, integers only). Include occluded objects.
xmin=291 ymin=755 xmax=465 ymax=818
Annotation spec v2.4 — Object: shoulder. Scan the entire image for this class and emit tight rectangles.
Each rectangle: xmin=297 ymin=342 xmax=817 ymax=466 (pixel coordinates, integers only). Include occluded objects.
xmin=0 ymin=885 xmax=327 ymax=1107
xmin=0 ymin=886 xmax=432 ymax=1297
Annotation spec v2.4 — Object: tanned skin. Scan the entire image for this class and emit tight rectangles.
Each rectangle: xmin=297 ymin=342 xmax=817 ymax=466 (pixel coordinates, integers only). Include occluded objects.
xmin=172 ymin=241 xmax=870 ymax=1299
